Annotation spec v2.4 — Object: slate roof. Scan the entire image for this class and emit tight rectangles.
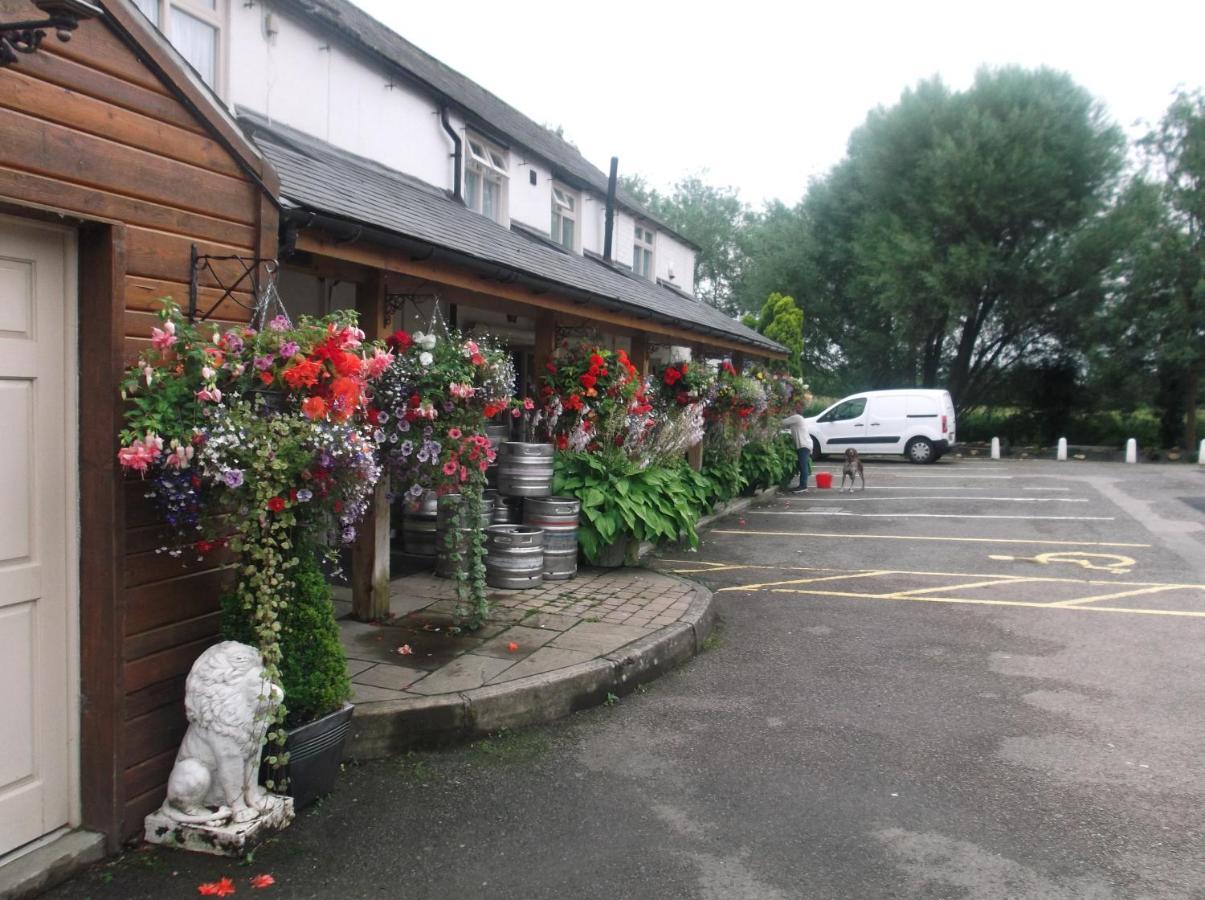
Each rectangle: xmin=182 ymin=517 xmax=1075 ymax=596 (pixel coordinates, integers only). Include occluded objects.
xmin=240 ymin=111 xmax=783 ymax=355
xmin=276 ymin=0 xmax=697 ymax=249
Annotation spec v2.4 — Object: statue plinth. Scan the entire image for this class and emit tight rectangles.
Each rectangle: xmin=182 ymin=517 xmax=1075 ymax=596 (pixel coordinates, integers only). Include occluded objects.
xmin=145 ymin=794 xmax=294 ymax=856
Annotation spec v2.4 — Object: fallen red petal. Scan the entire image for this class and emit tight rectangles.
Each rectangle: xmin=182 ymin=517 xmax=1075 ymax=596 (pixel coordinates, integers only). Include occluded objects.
xmin=250 ymin=873 xmax=276 ymax=889
xmin=507 ymin=642 xmax=519 ymax=652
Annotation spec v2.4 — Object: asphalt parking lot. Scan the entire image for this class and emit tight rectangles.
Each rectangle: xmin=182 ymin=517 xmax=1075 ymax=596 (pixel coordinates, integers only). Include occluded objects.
xmin=49 ymin=457 xmax=1205 ymax=900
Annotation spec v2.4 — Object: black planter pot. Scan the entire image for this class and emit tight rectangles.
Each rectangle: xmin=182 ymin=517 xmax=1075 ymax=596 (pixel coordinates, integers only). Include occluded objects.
xmin=283 ymin=703 xmax=355 ymax=810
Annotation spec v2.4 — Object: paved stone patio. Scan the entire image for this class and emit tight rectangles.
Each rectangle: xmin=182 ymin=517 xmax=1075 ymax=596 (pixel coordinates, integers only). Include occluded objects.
xmin=333 ymin=567 xmax=698 ymax=707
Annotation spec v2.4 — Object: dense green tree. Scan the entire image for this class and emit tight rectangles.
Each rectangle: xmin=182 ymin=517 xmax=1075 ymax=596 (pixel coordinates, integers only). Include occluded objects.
xmin=620 ymin=173 xmax=750 ymax=312
xmin=799 ymin=67 xmax=1128 ymax=411
xmin=743 ymin=292 xmax=805 ymax=377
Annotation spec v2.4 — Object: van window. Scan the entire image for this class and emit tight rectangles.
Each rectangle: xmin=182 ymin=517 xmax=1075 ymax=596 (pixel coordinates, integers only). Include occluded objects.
xmin=905 ymin=396 xmax=939 ymax=418
xmin=868 ymin=396 xmax=907 ymax=419
xmin=819 ymin=397 xmax=867 ymax=422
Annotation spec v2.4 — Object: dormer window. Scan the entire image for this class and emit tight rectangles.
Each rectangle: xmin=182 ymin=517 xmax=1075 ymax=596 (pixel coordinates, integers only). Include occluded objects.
xmin=633 ymin=224 xmax=655 ymax=279
xmin=465 ymin=135 xmax=508 ymax=224
xmin=131 ymin=0 xmax=225 ymax=92
xmin=550 ymin=185 xmax=578 ymax=252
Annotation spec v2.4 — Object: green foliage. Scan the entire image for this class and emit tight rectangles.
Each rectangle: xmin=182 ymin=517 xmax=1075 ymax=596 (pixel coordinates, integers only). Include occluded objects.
xmin=553 ymin=452 xmax=704 ymax=561
xmin=222 ymin=543 xmax=350 ymax=729
xmin=739 ymin=437 xmax=795 ymax=491
xmin=700 ymin=450 xmax=747 ymax=505
xmin=754 ymin=293 xmax=805 ymax=378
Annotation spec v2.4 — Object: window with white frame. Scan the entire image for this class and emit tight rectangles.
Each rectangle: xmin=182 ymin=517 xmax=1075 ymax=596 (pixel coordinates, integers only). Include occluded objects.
xmin=464 ymin=135 xmax=509 ymax=224
xmin=550 ymin=184 xmax=578 ymax=252
xmin=130 ymin=0 xmax=225 ymax=92
xmin=633 ymin=223 xmax=655 ymax=279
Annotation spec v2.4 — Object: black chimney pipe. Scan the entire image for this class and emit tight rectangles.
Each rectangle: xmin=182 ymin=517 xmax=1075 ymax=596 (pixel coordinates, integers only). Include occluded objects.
xmin=439 ymin=103 xmax=463 ymax=202
xmin=603 ymin=156 xmax=618 ymax=261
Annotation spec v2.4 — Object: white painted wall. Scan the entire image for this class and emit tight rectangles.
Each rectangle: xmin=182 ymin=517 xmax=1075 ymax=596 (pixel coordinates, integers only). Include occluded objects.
xmin=224 ymin=3 xmax=698 ymax=290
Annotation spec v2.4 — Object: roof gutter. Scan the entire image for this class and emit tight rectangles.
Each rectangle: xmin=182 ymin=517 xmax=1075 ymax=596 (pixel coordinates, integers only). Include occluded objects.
xmin=438 ymin=103 xmax=463 ymax=203
xmin=280 ymin=207 xmax=782 ymax=355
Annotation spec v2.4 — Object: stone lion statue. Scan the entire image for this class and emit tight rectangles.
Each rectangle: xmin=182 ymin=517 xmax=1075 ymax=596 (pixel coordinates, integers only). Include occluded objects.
xmin=159 ymin=641 xmax=285 ymax=826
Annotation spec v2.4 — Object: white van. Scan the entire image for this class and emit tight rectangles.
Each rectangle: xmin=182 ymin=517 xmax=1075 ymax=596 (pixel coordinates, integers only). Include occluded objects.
xmin=807 ymin=389 xmax=956 ymax=464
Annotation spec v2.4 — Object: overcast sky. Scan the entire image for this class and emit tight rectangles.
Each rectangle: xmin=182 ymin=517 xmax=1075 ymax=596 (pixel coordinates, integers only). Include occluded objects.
xmin=355 ymin=0 xmax=1203 ymax=209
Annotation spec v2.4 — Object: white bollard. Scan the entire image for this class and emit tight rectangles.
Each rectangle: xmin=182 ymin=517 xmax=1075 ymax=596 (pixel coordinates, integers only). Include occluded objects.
xmin=1199 ymin=439 xmax=1205 ymax=465
xmin=1057 ymin=437 xmax=1068 ymax=461
xmin=991 ymin=437 xmax=1000 ymax=460
xmin=1125 ymin=438 xmax=1137 ymax=464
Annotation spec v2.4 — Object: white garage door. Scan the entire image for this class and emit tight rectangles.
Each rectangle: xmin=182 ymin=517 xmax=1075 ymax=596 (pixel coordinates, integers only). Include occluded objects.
xmin=0 ymin=217 xmax=76 ymax=856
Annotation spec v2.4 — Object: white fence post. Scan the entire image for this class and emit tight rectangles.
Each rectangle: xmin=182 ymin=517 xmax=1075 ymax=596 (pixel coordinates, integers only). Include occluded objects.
xmin=1125 ymin=438 xmax=1137 ymax=464
xmin=1057 ymin=437 xmax=1068 ymax=461
xmin=991 ymin=437 xmax=1000 ymax=460
xmin=1199 ymin=439 xmax=1205 ymax=464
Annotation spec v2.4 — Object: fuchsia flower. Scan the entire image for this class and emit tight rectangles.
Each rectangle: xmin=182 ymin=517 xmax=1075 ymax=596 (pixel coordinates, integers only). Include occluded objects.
xmin=164 ymin=440 xmax=194 ymax=470
xmin=196 ymin=386 xmax=223 ymax=403
xmin=117 ymin=432 xmax=163 ymax=473
xmin=362 ymin=348 xmax=394 ymax=379
xmin=449 ymin=382 xmax=475 ymax=400
xmin=150 ymin=320 xmax=177 ymax=351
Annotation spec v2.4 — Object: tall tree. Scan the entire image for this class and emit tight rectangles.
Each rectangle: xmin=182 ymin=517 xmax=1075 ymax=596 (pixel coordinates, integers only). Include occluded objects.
xmin=743 ymin=292 xmax=806 ymax=377
xmin=1137 ymin=90 xmax=1205 ymax=450
xmin=802 ymin=67 xmax=1127 ymax=412
xmin=620 ymin=173 xmax=750 ymax=313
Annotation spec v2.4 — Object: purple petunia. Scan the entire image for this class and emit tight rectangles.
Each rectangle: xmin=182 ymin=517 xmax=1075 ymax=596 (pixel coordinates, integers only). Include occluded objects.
xmin=223 ymin=469 xmax=244 ymax=488
xmin=254 ymin=355 xmax=274 ymax=371
xmin=279 ymin=341 xmax=299 ymax=358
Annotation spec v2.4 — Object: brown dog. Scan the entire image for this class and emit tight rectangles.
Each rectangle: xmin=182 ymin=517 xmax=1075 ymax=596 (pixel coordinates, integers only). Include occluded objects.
xmin=841 ymin=448 xmax=865 ymax=492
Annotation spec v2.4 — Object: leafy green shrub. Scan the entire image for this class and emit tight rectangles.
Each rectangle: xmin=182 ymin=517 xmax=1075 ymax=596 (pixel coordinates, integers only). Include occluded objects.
xmin=700 ymin=449 xmax=746 ymax=505
xmin=222 ymin=543 xmax=350 ymax=728
xmin=959 ymin=406 xmax=1177 ymax=447
xmin=553 ymin=452 xmax=702 ymax=562
xmin=739 ymin=437 xmax=795 ymax=491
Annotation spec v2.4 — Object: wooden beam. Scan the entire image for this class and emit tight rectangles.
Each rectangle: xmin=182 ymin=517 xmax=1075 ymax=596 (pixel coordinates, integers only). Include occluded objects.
xmin=533 ymin=313 xmax=557 ymax=395
xmin=351 ymin=274 xmax=391 ymax=621
xmin=78 ymin=222 xmax=127 ymax=851
xmin=629 ymin=332 xmax=650 ymax=377
xmin=294 ymin=230 xmax=786 ymax=360
xmin=687 ymin=442 xmax=704 ymax=472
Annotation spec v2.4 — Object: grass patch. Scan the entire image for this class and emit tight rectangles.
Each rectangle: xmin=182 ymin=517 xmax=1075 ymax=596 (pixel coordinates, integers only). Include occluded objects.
xmin=700 ymin=625 xmax=724 ymax=652
xmin=468 ymin=728 xmax=552 ymax=765
xmin=394 ymin=751 xmax=442 ymax=783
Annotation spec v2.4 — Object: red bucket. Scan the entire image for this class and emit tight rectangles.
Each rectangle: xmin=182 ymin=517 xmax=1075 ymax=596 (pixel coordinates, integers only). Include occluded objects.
xmin=815 ymin=472 xmax=833 ymax=489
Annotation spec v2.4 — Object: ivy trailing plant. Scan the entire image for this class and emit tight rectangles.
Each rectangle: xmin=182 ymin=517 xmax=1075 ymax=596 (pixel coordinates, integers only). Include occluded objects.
xmin=553 ymin=451 xmax=702 ymax=562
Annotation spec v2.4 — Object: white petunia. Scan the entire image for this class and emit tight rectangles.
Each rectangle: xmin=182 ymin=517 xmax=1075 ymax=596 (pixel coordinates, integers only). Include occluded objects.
xmin=419 ymin=351 xmax=434 ymax=367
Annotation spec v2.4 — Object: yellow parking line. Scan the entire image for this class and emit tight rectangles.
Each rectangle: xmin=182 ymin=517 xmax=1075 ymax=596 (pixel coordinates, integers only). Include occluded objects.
xmin=1047 ymin=584 xmax=1199 ymax=607
xmin=710 ymin=529 xmax=1150 ymax=549
xmin=888 ymin=577 xmax=1046 ymax=597
xmin=716 ymin=571 xmax=894 ymax=593
xmin=763 ymin=588 xmax=1205 ymax=618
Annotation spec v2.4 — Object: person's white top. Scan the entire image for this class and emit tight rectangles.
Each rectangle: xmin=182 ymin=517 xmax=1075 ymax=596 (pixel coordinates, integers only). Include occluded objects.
xmin=781 ymin=414 xmax=810 ymax=450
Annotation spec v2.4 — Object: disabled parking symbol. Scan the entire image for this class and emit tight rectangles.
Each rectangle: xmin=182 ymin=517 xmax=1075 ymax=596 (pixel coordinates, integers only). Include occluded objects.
xmin=988 ymin=551 xmax=1136 ymax=575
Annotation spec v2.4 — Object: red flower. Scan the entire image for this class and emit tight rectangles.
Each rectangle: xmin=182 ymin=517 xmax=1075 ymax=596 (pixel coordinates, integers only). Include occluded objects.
xmin=198 ymin=877 xmax=237 ymax=896
xmin=259 ymin=371 xmax=274 ymax=385
xmin=663 ymin=367 xmax=681 ymax=386
xmin=589 ymin=353 xmax=606 ymax=369
xmin=250 ymin=873 xmax=276 ymax=889
xmin=195 ymin=539 xmax=213 ymax=555
xmin=579 ymin=373 xmax=597 ymax=391
xmin=281 ymin=358 xmax=321 ymax=389
xmin=386 ymin=330 xmax=412 ymax=352
xmin=555 ymin=434 xmax=568 ymax=450
xmin=333 ymin=351 xmax=362 ymax=378
xmin=301 ymin=395 xmax=328 ymax=420
xmin=408 ymin=393 xmax=422 ymax=408
xmin=367 ymin=406 xmax=383 ymax=425
xmin=676 ymin=392 xmax=691 ymax=406
xmin=680 ymin=363 xmax=689 ymax=374
xmin=563 ymin=394 xmax=584 ymax=411
xmin=507 ymin=642 xmax=519 ymax=652
xmin=266 ymin=497 xmax=286 ymax=512
xmin=545 ymin=362 xmax=557 ymax=373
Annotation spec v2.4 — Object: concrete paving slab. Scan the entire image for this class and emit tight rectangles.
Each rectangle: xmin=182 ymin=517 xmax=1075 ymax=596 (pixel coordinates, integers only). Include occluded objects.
xmin=406 ymin=654 xmax=516 ymax=695
xmin=351 ymin=682 xmax=411 ymax=704
xmin=474 ymin=625 xmax=559 ymax=659
xmin=550 ymin=621 xmax=653 ymax=655
xmin=487 ymin=646 xmax=595 ymax=682
xmin=353 ymin=663 xmax=427 ymax=691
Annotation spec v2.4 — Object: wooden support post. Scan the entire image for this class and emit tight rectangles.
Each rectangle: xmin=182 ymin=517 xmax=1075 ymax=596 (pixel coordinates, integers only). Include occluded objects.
xmin=732 ymin=351 xmax=746 ymax=374
xmin=629 ymin=332 xmax=650 ymax=377
xmin=533 ymin=313 xmax=557 ymax=395
xmin=352 ymin=274 xmax=391 ymax=621
xmin=687 ymin=441 xmax=704 ymax=472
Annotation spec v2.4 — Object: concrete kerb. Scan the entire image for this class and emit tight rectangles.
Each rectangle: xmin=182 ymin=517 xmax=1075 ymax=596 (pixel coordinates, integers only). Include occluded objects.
xmin=343 ymin=578 xmax=717 ymax=759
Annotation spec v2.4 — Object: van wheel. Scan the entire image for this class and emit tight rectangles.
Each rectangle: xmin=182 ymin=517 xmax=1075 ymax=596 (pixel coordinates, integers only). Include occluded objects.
xmin=812 ymin=438 xmax=824 ymax=462
xmin=906 ymin=437 xmax=936 ymax=464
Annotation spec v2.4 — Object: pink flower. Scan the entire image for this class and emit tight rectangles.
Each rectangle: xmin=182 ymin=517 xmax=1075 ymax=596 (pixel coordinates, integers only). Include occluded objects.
xmin=117 ymin=432 xmax=163 ymax=473
xmin=459 ymin=466 xmax=469 ymax=482
xmin=449 ymin=382 xmax=475 ymax=400
xmin=442 ymin=461 xmax=458 ymax=476
xmin=164 ymin=441 xmax=194 ymax=470
xmin=150 ymin=321 xmax=177 ymax=352
xmin=523 ymin=397 xmax=535 ymax=410
xmin=362 ymin=348 xmax=394 ymax=379
xmin=447 ymin=427 xmax=462 ymax=440
xmin=196 ymin=386 xmax=223 ymax=403
xmin=397 ymin=644 xmax=413 ymax=656
xmin=512 ymin=407 xmax=522 ymax=418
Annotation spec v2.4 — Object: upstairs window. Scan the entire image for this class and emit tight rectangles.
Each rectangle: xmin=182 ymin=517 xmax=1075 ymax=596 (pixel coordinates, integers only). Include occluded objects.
xmin=131 ymin=0 xmax=224 ymax=92
xmin=465 ymin=135 xmax=508 ymax=224
xmin=550 ymin=185 xmax=578 ymax=252
xmin=633 ymin=224 xmax=655 ymax=279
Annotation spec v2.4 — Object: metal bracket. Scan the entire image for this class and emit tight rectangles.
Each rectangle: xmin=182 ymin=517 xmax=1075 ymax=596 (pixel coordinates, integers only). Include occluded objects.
xmin=188 ymin=244 xmax=279 ymax=324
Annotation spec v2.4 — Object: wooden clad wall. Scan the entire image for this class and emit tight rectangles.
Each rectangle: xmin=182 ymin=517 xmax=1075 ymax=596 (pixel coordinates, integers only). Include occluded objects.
xmin=0 ymin=0 xmax=277 ymax=842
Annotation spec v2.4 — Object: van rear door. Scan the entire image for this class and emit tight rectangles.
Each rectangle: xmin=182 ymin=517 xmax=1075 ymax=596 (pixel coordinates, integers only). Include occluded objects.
xmin=942 ymin=391 xmax=957 ymax=444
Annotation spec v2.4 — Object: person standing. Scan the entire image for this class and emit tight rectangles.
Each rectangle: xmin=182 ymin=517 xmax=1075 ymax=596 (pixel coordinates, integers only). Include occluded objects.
xmin=781 ymin=412 xmax=811 ymax=494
